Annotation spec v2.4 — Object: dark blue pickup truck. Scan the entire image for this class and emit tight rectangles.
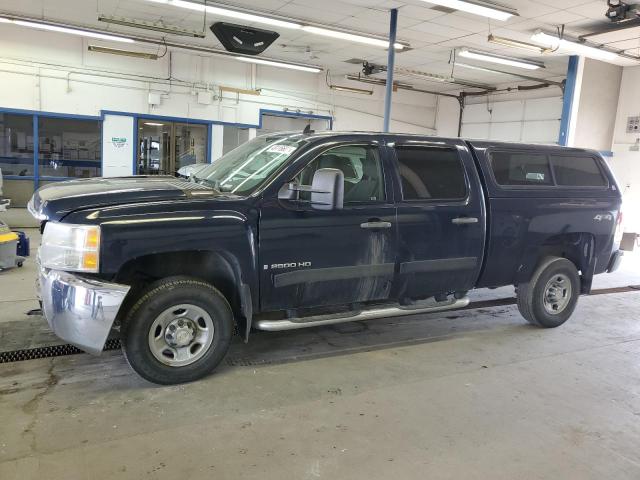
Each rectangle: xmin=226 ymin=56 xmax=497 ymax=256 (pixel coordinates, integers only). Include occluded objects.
xmin=29 ymin=132 xmax=624 ymax=384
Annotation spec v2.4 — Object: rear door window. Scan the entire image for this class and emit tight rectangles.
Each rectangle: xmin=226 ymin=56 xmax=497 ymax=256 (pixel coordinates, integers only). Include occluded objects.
xmin=550 ymin=155 xmax=607 ymax=187
xmin=490 ymin=151 xmax=552 ymax=186
xmin=394 ymin=146 xmax=467 ymax=200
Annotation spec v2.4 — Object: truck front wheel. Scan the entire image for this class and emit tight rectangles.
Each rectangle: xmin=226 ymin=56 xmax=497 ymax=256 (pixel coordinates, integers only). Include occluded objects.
xmin=516 ymin=256 xmax=580 ymax=328
xmin=121 ymin=277 xmax=234 ymax=385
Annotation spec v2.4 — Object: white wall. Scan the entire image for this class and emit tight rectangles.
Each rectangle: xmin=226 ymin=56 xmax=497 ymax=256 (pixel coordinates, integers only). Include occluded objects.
xmin=571 ymin=59 xmax=623 ymax=151
xmin=610 ymin=65 xmax=640 ymax=233
xmin=0 ymin=24 xmax=438 ymax=135
xmin=435 ymin=96 xmax=460 ymax=138
xmin=461 ymin=91 xmax=563 ymax=144
xmin=0 ymin=24 xmax=446 ymax=181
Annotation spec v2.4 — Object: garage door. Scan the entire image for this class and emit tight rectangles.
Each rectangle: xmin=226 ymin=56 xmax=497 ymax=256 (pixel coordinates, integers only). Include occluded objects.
xmin=461 ymin=96 xmax=562 ymax=144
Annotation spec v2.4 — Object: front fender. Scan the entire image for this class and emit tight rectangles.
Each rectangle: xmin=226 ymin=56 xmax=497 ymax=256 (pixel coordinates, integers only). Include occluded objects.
xmin=62 ymin=200 xmax=259 ymax=310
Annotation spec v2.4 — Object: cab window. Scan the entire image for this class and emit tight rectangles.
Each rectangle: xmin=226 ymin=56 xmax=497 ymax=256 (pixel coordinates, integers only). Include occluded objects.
xmin=295 ymin=145 xmax=385 ymax=203
xmin=394 ymin=146 xmax=467 ymax=200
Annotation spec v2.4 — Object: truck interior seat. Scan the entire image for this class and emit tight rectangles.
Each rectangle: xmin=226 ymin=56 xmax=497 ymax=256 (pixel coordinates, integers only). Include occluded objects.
xmin=346 ymin=155 xmax=382 ymax=202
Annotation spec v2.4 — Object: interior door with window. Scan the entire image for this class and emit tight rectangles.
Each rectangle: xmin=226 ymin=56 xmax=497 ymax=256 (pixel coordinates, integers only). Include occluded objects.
xmin=259 ymin=143 xmax=397 ymax=312
xmin=137 ymin=120 xmax=208 ymax=176
xmin=392 ymin=141 xmax=485 ymax=301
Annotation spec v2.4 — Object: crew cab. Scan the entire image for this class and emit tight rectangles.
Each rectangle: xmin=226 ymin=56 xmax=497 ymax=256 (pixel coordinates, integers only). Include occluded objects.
xmin=28 ymin=132 xmax=624 ymax=384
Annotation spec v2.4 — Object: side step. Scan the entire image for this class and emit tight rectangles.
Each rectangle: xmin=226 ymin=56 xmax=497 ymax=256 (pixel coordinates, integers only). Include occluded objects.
xmin=254 ymin=297 xmax=470 ymax=331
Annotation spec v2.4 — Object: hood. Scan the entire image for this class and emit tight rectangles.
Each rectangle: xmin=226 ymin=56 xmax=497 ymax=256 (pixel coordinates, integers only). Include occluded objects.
xmin=29 ymin=176 xmax=221 ymax=222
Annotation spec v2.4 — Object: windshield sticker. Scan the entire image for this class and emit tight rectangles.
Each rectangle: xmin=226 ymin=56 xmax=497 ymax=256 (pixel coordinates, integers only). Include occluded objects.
xmin=267 ymin=145 xmax=297 ymax=155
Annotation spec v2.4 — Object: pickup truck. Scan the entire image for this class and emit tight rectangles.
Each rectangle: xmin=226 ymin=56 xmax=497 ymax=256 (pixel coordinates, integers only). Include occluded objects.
xmin=28 ymin=132 xmax=624 ymax=384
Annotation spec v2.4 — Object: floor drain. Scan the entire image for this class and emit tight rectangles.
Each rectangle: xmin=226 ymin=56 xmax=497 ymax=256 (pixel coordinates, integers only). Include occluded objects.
xmin=2 ymin=286 xmax=639 ymax=365
xmin=225 ymin=357 xmax=273 ymax=367
xmin=0 ymin=338 xmax=121 ymax=364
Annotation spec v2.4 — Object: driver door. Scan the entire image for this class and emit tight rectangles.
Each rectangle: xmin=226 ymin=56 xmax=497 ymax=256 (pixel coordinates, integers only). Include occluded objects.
xmin=258 ymin=143 xmax=397 ymax=312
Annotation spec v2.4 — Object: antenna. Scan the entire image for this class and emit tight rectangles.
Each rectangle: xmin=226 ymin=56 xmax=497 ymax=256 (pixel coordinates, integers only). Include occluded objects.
xmin=303 ymin=124 xmax=314 ymax=134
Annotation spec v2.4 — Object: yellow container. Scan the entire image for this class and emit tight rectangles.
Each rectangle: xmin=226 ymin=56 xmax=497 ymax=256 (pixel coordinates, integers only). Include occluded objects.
xmin=0 ymin=232 xmax=19 ymax=243
xmin=0 ymin=231 xmax=20 ymax=269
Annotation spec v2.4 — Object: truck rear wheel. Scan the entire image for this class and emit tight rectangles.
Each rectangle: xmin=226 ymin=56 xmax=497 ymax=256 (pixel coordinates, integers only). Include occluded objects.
xmin=121 ymin=277 xmax=233 ymax=385
xmin=516 ymin=256 xmax=580 ymax=328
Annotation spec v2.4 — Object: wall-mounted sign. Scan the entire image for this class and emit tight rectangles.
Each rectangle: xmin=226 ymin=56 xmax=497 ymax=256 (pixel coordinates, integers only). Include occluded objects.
xmin=111 ymin=137 xmax=128 ymax=148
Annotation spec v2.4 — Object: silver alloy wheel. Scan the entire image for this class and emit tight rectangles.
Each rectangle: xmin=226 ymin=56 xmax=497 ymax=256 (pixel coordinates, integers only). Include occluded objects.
xmin=147 ymin=304 xmax=214 ymax=367
xmin=542 ymin=273 xmax=572 ymax=315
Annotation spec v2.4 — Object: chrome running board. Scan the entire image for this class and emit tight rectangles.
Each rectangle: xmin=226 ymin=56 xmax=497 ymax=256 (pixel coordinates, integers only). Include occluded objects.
xmin=254 ymin=297 xmax=470 ymax=331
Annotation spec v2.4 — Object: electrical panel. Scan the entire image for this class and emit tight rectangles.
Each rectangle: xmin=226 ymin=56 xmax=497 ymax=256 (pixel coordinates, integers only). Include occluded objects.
xmin=627 ymin=115 xmax=640 ymax=133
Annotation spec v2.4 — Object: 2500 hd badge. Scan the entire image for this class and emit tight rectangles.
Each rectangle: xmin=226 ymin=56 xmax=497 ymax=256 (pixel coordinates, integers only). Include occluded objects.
xmin=265 ymin=262 xmax=312 ymax=270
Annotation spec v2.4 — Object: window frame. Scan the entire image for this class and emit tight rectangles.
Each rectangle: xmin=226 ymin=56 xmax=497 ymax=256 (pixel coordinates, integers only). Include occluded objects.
xmin=0 ymin=112 xmax=36 ymax=178
xmin=0 ymin=109 xmax=104 ymax=192
xmin=486 ymin=148 xmax=610 ymax=191
xmin=392 ymin=142 xmax=470 ymax=204
xmin=37 ymin=116 xmax=102 ymax=179
xmin=288 ymin=142 xmax=389 ymax=207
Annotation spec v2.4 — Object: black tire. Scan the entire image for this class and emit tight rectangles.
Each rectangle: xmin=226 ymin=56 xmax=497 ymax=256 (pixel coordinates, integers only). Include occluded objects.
xmin=516 ymin=256 xmax=580 ymax=328
xmin=121 ymin=276 xmax=234 ymax=385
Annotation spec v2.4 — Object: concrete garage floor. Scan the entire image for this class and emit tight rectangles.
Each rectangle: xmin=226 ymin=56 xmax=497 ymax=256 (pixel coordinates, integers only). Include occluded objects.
xmin=1 ymin=209 xmax=640 ymax=479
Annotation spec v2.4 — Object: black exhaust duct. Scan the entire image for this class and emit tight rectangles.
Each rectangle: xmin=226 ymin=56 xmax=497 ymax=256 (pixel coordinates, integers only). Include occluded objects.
xmin=210 ymin=22 xmax=279 ymax=55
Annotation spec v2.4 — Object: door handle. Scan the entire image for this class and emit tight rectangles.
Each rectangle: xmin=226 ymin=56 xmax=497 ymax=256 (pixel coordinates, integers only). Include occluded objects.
xmin=451 ymin=217 xmax=479 ymax=225
xmin=360 ymin=221 xmax=392 ymax=229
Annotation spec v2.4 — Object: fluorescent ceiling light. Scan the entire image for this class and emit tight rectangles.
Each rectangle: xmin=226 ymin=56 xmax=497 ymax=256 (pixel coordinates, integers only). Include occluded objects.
xmin=329 ymin=84 xmax=373 ymax=95
xmin=0 ymin=17 xmax=134 ymax=42
xmin=144 ymin=122 xmax=165 ymax=126
xmin=459 ymin=49 xmax=544 ymax=70
xmin=455 ymin=61 xmax=564 ymax=85
xmin=148 ymin=0 xmax=301 ymax=29
xmin=488 ymin=34 xmax=548 ymax=53
xmin=302 ymin=26 xmax=404 ymax=49
xmin=146 ymin=0 xmax=407 ymax=49
xmin=88 ymin=45 xmax=159 ymax=59
xmin=531 ymin=31 xmax=618 ymax=62
xmin=456 ymin=62 xmax=506 ymax=74
xmin=235 ymin=56 xmax=321 ymax=73
xmin=98 ymin=14 xmax=205 ymax=38
xmin=417 ymin=0 xmax=516 ymax=21
xmin=345 ymin=73 xmax=492 ymax=92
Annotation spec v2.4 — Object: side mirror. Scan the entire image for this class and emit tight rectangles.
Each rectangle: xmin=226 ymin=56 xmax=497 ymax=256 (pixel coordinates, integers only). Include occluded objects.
xmin=311 ymin=168 xmax=343 ymax=211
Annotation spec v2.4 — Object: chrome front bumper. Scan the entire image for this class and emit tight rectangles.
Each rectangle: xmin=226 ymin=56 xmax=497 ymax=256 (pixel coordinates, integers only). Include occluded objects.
xmin=38 ymin=265 xmax=130 ymax=355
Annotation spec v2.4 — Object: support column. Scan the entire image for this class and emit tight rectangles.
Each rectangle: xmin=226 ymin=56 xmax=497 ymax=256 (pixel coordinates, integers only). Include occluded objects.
xmin=383 ymin=8 xmax=398 ymax=133
xmin=558 ymin=55 xmax=580 ymax=146
xmin=33 ymin=115 xmax=39 ymax=191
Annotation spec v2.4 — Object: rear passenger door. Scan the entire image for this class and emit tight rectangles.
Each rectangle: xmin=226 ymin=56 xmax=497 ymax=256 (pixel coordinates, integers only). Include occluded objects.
xmin=390 ymin=140 xmax=486 ymax=301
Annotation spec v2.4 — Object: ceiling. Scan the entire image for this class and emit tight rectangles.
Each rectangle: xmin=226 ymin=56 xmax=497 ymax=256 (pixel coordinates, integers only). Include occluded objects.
xmin=0 ymin=0 xmax=636 ymax=92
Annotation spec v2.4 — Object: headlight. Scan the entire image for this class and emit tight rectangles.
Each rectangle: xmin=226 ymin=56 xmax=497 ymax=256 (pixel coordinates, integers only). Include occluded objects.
xmin=40 ymin=222 xmax=101 ymax=273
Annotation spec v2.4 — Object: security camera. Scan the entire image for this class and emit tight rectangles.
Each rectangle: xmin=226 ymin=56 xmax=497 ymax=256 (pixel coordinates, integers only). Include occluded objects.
xmin=606 ymin=0 xmax=640 ymax=22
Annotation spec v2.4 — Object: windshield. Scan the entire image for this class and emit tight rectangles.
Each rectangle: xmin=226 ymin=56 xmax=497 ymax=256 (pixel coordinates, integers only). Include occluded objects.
xmin=194 ymin=135 xmax=306 ymax=194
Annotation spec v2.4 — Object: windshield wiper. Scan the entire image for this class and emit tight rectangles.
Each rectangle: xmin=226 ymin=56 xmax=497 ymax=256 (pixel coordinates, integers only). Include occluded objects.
xmin=192 ymin=175 xmax=220 ymax=191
